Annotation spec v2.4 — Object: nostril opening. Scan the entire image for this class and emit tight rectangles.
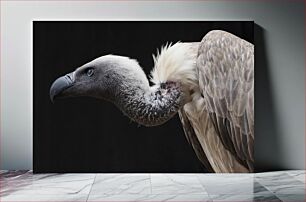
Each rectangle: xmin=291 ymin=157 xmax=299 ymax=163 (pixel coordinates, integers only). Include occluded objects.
xmin=65 ymin=74 xmax=73 ymax=82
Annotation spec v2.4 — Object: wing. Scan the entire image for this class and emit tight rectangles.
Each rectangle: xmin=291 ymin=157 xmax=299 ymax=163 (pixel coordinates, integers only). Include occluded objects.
xmin=178 ymin=109 xmax=214 ymax=173
xmin=197 ymin=30 xmax=254 ymax=171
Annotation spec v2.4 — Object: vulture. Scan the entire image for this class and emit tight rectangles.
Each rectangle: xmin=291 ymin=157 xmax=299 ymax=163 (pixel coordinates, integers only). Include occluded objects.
xmin=50 ymin=30 xmax=254 ymax=173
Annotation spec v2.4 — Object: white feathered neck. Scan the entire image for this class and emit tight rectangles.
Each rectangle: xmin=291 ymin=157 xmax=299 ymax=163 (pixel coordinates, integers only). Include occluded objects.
xmin=150 ymin=42 xmax=199 ymax=90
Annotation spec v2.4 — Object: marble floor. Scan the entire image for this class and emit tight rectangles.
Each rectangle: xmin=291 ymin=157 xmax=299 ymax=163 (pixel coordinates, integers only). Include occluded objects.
xmin=0 ymin=170 xmax=305 ymax=201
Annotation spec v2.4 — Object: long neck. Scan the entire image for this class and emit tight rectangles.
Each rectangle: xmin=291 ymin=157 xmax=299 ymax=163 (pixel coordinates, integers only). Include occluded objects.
xmin=114 ymin=81 xmax=186 ymax=126
xmin=111 ymin=42 xmax=199 ymax=126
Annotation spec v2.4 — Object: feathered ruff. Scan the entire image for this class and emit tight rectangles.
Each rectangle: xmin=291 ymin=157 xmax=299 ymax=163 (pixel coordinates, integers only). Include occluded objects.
xmin=150 ymin=42 xmax=199 ymax=91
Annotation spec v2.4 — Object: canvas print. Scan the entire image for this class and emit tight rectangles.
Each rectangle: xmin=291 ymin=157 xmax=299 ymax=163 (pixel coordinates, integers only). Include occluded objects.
xmin=34 ymin=21 xmax=254 ymax=173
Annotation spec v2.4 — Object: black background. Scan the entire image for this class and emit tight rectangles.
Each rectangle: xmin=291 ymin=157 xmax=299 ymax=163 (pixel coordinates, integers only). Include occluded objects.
xmin=34 ymin=21 xmax=253 ymax=173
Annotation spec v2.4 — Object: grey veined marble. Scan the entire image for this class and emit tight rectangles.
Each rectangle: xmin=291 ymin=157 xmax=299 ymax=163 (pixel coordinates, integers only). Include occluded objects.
xmin=90 ymin=174 xmax=151 ymax=195
xmin=0 ymin=170 xmax=305 ymax=201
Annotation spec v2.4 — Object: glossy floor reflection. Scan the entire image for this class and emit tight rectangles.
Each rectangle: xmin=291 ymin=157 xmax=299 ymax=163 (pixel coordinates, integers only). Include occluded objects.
xmin=0 ymin=170 xmax=305 ymax=201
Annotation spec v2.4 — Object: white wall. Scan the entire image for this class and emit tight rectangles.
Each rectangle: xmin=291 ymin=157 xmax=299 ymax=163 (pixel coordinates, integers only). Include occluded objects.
xmin=1 ymin=0 xmax=304 ymax=170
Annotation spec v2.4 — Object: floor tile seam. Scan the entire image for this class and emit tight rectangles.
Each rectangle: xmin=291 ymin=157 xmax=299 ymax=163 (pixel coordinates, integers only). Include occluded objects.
xmin=86 ymin=174 xmax=97 ymax=202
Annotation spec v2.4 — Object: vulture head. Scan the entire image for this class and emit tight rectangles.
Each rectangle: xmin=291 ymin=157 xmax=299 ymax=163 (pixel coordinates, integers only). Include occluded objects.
xmin=50 ymin=44 xmax=197 ymax=126
xmin=50 ymin=55 xmax=149 ymax=103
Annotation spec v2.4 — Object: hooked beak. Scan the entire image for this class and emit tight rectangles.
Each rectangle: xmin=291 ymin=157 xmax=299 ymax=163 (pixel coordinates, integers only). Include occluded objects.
xmin=50 ymin=73 xmax=74 ymax=102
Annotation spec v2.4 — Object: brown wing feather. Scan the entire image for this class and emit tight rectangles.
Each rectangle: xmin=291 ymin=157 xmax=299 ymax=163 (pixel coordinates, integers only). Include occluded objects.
xmin=178 ymin=109 xmax=214 ymax=173
xmin=197 ymin=30 xmax=254 ymax=171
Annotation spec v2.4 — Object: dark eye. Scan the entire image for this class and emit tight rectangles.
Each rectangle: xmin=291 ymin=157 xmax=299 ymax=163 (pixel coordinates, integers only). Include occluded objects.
xmin=86 ymin=68 xmax=94 ymax=77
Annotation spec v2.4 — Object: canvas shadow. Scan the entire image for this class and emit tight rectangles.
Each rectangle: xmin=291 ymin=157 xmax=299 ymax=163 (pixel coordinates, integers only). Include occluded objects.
xmin=254 ymin=23 xmax=284 ymax=172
